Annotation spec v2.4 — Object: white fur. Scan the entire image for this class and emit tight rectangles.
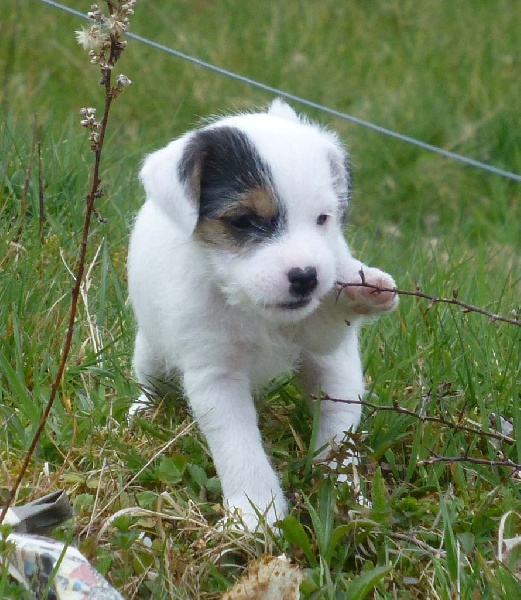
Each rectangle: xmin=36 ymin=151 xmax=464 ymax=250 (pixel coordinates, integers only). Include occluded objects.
xmin=128 ymin=101 xmax=398 ymax=529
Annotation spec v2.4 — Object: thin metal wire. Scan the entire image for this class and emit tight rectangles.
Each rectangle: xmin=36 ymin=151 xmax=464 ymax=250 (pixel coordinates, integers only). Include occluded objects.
xmin=37 ymin=0 xmax=521 ymax=183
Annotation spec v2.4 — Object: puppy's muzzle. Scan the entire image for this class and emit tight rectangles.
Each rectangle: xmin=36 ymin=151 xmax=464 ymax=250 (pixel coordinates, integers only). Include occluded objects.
xmin=288 ymin=266 xmax=318 ymax=298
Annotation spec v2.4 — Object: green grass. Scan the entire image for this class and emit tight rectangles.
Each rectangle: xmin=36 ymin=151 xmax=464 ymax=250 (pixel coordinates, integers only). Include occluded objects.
xmin=1 ymin=0 xmax=520 ymax=598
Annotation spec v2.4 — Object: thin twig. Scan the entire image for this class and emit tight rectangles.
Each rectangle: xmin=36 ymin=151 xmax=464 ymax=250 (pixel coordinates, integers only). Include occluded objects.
xmin=321 ymin=395 xmax=515 ymax=445
xmin=336 ymin=280 xmax=520 ymax=327
xmin=418 ymin=453 xmax=521 ymax=472
xmin=391 ymin=532 xmax=446 ymax=558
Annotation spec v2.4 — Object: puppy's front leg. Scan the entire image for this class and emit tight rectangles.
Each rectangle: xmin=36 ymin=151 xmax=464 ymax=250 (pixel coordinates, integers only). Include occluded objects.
xmin=183 ymin=370 xmax=286 ymax=530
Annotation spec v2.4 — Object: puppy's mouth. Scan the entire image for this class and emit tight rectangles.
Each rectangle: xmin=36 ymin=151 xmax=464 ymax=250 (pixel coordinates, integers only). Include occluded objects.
xmin=274 ymin=298 xmax=312 ymax=310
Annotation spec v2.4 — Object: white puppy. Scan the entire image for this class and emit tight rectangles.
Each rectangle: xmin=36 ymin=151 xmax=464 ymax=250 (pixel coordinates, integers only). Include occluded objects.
xmin=128 ymin=100 xmax=398 ymax=529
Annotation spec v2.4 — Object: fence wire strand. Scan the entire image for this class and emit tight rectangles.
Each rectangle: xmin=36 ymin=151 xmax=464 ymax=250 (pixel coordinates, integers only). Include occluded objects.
xmin=37 ymin=0 xmax=521 ymax=183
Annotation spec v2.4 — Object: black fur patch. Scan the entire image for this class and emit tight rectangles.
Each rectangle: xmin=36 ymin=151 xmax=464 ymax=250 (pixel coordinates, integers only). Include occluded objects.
xmin=179 ymin=126 xmax=286 ymax=247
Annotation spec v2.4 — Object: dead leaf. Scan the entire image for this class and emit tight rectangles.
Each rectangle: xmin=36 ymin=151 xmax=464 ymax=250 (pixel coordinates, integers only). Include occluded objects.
xmin=221 ymin=554 xmax=304 ymax=600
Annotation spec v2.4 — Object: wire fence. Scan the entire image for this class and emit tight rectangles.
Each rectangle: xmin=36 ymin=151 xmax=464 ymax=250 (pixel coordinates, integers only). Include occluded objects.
xmin=36 ymin=0 xmax=521 ymax=184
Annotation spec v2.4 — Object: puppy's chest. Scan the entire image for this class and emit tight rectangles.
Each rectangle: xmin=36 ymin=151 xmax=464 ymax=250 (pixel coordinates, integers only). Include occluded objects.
xmin=233 ymin=326 xmax=302 ymax=386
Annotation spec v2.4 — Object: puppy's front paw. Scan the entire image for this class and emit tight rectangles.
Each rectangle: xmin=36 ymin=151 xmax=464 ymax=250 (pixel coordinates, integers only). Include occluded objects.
xmin=340 ymin=267 xmax=398 ymax=316
xmin=224 ymin=494 xmax=287 ymax=532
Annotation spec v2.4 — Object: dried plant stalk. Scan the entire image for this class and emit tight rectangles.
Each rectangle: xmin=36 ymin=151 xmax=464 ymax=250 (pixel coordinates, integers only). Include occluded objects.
xmin=0 ymin=0 xmax=136 ymax=526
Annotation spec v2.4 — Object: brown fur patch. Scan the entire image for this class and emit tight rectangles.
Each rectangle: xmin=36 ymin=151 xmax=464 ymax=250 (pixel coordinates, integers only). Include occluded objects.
xmin=240 ymin=186 xmax=278 ymax=219
xmin=187 ymin=160 xmax=203 ymax=204
xmin=194 ymin=218 xmax=243 ymax=251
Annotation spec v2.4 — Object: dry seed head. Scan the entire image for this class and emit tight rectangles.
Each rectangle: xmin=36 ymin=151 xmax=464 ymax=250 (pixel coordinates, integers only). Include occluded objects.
xmin=116 ymin=74 xmax=132 ymax=87
xmin=89 ymin=131 xmax=100 ymax=151
xmin=75 ymin=25 xmax=106 ymax=52
xmin=87 ymin=4 xmax=105 ymax=24
xmin=79 ymin=107 xmax=100 ymax=130
xmin=89 ymin=49 xmax=100 ymax=64
xmin=79 ymin=107 xmax=96 ymax=116
xmin=111 ymin=73 xmax=132 ymax=99
xmin=107 ymin=15 xmax=129 ymax=38
xmin=121 ymin=1 xmax=136 ymax=16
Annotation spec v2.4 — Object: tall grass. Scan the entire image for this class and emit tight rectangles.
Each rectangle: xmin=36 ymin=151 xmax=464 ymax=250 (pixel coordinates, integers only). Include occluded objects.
xmin=1 ymin=0 xmax=519 ymax=597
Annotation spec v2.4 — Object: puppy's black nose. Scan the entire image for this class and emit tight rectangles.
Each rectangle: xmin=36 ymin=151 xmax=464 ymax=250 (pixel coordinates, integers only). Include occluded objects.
xmin=288 ymin=266 xmax=318 ymax=297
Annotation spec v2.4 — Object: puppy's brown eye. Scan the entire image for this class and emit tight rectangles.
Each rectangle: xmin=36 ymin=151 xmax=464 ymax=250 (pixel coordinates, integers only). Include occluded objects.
xmin=226 ymin=212 xmax=280 ymax=242
xmin=316 ymin=214 xmax=329 ymax=226
xmin=230 ymin=215 xmax=255 ymax=229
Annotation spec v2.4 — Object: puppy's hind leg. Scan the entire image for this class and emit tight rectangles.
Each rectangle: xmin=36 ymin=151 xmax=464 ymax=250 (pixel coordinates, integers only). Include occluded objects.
xmin=129 ymin=330 xmax=163 ymax=418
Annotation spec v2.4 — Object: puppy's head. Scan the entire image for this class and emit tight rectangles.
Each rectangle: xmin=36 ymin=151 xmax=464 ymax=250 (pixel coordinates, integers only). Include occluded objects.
xmin=140 ymin=100 xmax=352 ymax=322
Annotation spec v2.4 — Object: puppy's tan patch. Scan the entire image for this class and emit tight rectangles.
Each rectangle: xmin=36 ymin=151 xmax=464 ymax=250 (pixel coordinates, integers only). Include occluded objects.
xmin=195 ymin=185 xmax=279 ymax=251
xmin=186 ymin=160 xmax=203 ymax=204
xmin=240 ymin=186 xmax=278 ymax=220
xmin=195 ymin=218 xmax=243 ymax=251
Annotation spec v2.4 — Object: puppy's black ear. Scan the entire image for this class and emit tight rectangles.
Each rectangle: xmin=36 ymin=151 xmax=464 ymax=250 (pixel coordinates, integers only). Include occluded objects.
xmin=329 ymin=146 xmax=352 ymax=227
xmin=178 ymin=126 xmax=273 ymax=221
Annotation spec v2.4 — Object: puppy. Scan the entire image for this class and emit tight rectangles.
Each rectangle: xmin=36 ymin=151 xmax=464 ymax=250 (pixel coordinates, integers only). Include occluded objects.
xmin=128 ymin=100 xmax=398 ymax=529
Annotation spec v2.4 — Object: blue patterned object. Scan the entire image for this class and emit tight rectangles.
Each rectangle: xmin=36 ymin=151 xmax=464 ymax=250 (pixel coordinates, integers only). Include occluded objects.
xmin=6 ymin=533 xmax=124 ymax=599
